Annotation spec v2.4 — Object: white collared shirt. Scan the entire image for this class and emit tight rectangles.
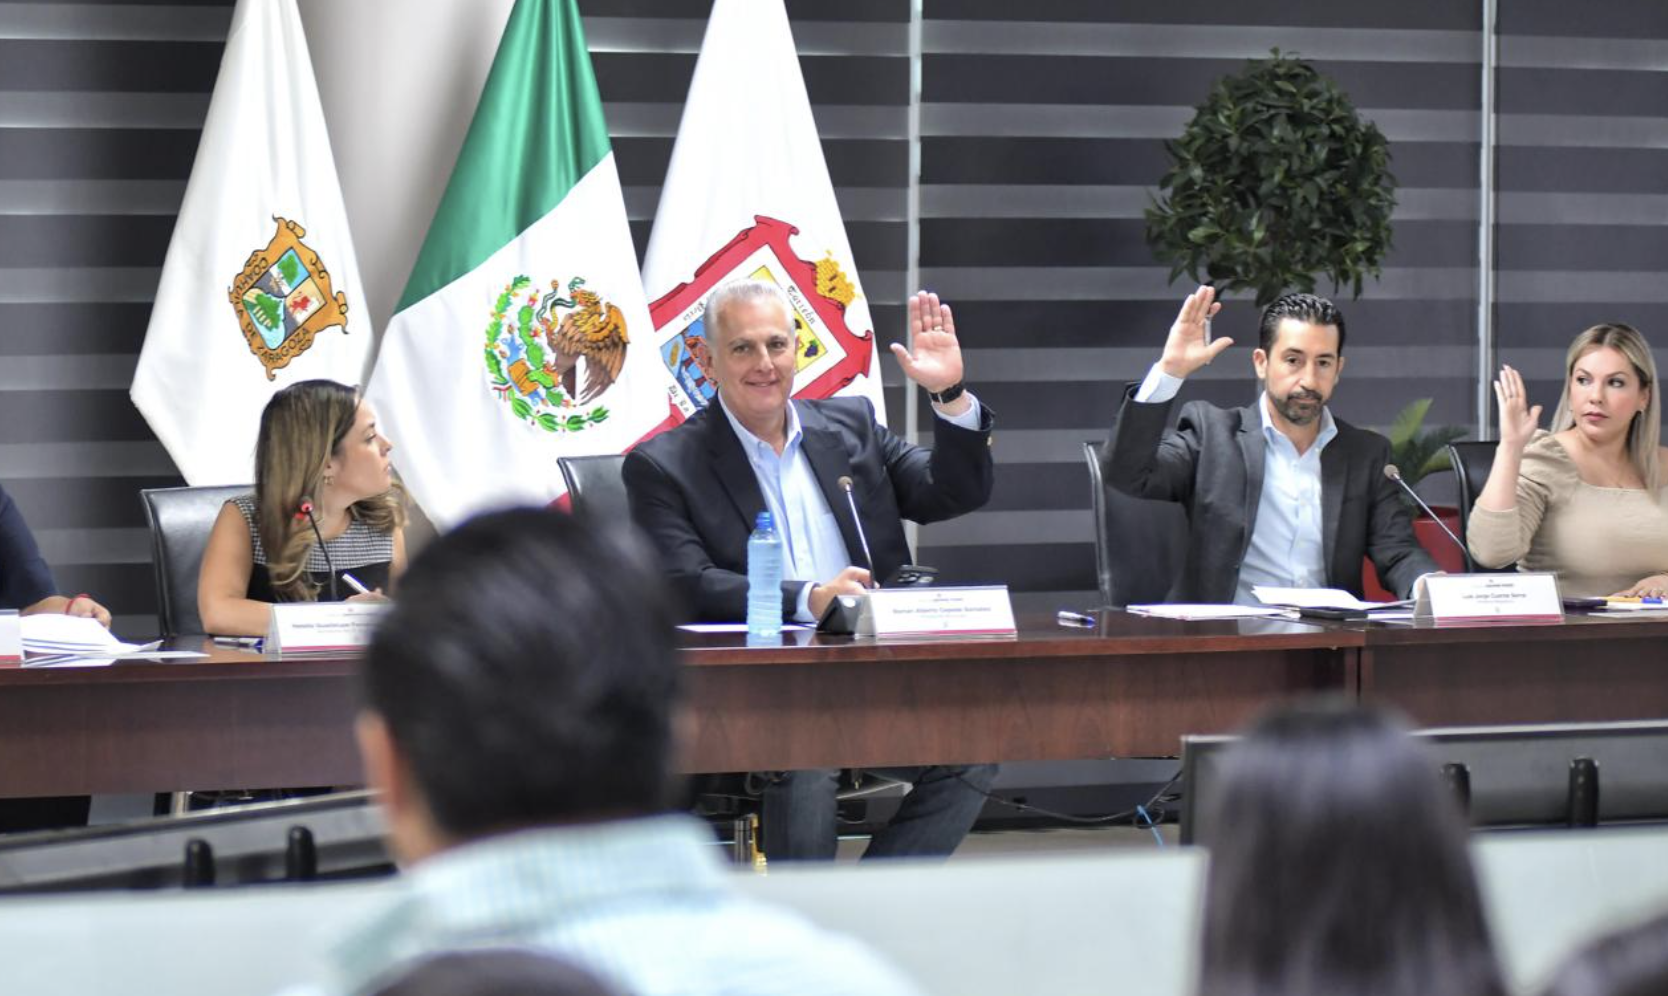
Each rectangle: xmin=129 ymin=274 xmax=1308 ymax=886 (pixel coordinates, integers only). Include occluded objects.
xmin=1135 ymin=366 xmax=1336 ymax=605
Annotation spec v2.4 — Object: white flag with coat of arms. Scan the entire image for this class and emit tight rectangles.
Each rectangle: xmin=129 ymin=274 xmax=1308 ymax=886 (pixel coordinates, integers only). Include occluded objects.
xmin=132 ymin=0 xmax=371 ymax=486
xmin=364 ymin=0 xmax=686 ymax=527
xmin=639 ymin=0 xmax=887 ymax=423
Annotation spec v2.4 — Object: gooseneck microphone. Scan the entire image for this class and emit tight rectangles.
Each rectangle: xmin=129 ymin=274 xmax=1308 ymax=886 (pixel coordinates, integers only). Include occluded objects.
xmin=1382 ymin=465 xmax=1466 ymax=561
xmin=836 ymin=475 xmax=878 ymax=586
xmin=296 ymin=496 xmax=340 ymax=601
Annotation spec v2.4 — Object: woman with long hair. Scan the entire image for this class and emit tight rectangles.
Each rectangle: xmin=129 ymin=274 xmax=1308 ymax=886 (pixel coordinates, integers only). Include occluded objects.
xmin=199 ymin=379 xmax=405 ymax=636
xmin=1469 ymin=324 xmax=1668 ymax=597
xmin=1196 ymin=698 xmax=1507 ymax=996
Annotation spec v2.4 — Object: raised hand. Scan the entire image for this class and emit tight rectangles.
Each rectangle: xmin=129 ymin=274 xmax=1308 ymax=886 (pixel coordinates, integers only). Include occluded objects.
xmin=1159 ymin=285 xmax=1231 ymax=378
xmin=1493 ymin=364 xmax=1542 ymax=454
xmin=893 ymin=291 xmax=963 ymax=394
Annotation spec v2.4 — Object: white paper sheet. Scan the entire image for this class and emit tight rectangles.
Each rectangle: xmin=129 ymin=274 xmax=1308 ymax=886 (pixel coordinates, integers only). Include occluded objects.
xmin=1252 ymin=586 xmax=1408 ymax=611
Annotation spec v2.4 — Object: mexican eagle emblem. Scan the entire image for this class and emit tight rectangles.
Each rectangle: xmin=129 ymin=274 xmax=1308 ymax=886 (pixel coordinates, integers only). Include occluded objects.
xmin=482 ymin=275 xmax=625 ymax=434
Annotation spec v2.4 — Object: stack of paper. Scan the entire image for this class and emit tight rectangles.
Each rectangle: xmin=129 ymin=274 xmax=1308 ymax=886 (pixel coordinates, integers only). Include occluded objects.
xmin=1252 ymin=586 xmax=1410 ymax=610
xmin=18 ymin=615 xmax=202 ymax=668
xmin=1126 ymin=604 xmax=1295 ymax=621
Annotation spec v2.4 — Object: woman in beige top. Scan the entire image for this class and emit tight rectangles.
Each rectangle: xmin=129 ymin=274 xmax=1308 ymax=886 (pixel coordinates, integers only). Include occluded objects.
xmin=1469 ymin=323 xmax=1668 ymax=598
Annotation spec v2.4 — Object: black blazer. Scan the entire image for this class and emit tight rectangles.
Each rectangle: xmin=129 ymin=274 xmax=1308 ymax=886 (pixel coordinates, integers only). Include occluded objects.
xmin=1101 ymin=388 xmax=1435 ymax=603
xmin=623 ymin=396 xmax=995 ymax=622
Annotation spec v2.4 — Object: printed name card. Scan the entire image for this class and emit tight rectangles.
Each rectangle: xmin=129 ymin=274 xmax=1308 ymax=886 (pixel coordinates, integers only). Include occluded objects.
xmin=0 ymin=610 xmax=18 ymax=662
xmin=266 ymin=602 xmax=389 ymax=654
xmin=863 ymin=585 xmax=1017 ymax=639
xmin=1414 ymin=572 xmax=1563 ymax=626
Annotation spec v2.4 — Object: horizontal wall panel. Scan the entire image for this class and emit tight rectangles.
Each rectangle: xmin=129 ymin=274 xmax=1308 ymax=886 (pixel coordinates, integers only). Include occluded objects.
xmin=925 ymin=20 xmax=1478 ymax=63
xmin=0 ymin=40 xmax=219 ymax=92
xmin=612 ymin=136 xmax=908 ymax=187
xmin=0 ymin=3 xmax=230 ymax=42
xmin=0 ymin=303 xmax=154 ymax=354
xmin=1499 ymin=191 xmax=1668 ymax=227
xmin=35 ymin=526 xmax=151 ymax=566
xmin=919 ymin=508 xmax=1094 ymax=547
xmin=917 ymin=184 xmax=1476 ymax=222
xmin=40 ymin=562 xmax=158 ymax=625
xmin=1497 ymin=147 xmax=1668 ymax=195
xmin=1495 ymin=270 xmax=1668 ymax=304
xmin=923 ymin=56 xmax=1480 ymax=111
xmin=0 ymin=390 xmax=171 ymax=444
xmin=1496 ymin=113 xmax=1668 ymax=150
xmin=0 ymin=128 xmax=200 ymax=180
xmin=939 ymin=299 xmax=1480 ymax=350
xmin=0 ymin=353 xmax=139 ymax=391
xmin=583 ymin=16 xmax=908 ymax=57
xmin=919 ymin=219 xmax=1477 ymax=269
xmin=0 ymin=91 xmax=208 ymax=128
xmin=917 ymin=266 xmax=1477 ymax=302
xmin=577 ymin=0 xmax=908 ymax=22
xmin=593 ymin=53 xmax=906 ymax=106
xmin=1494 ymin=304 xmax=1668 ymax=350
xmin=0 ymin=178 xmax=184 ymax=215
xmin=1495 ymin=224 xmax=1668 ymax=272
xmin=1500 ymin=35 xmax=1668 ymax=73
xmin=983 ymin=463 xmax=1093 ymax=512
xmin=0 ymin=215 xmax=175 ymax=267
xmin=917 ymin=541 xmax=1096 ymax=593
xmin=927 ymin=1 xmax=1477 ymax=32
xmin=0 ymin=267 xmax=160 ymax=303
xmin=955 ymin=346 xmax=1477 ymax=385
xmin=1499 ymin=1 xmax=1668 ymax=39
xmin=0 ymin=441 xmax=179 ymax=479
xmin=1497 ymin=67 xmax=1668 ymax=119
xmin=603 ymin=101 xmax=907 ymax=140
xmin=920 ymin=103 xmax=1479 ymax=143
xmin=3 ymin=475 xmax=180 ymax=529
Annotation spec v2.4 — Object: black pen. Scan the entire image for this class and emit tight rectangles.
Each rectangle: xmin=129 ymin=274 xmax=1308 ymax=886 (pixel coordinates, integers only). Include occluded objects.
xmin=1056 ymin=610 xmax=1097 ymax=628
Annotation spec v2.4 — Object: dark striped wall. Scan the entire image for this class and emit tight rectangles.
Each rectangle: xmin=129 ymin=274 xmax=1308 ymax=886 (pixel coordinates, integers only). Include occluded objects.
xmin=2 ymin=0 xmax=1664 ymax=631
xmin=1494 ymin=2 xmax=1668 ymax=420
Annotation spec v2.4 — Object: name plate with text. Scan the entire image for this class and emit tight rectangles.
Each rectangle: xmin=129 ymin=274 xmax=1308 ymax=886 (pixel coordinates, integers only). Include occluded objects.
xmin=863 ymin=585 xmax=1016 ymax=638
xmin=266 ymin=601 xmax=389 ymax=654
xmin=1414 ymin=572 xmax=1563 ymax=625
xmin=0 ymin=610 xmax=18 ymax=662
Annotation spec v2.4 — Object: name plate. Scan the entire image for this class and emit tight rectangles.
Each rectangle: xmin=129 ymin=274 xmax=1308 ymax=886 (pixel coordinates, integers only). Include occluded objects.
xmin=1414 ymin=572 xmax=1563 ymax=625
xmin=0 ymin=610 xmax=18 ymax=662
xmin=265 ymin=601 xmax=389 ymax=654
xmin=863 ymin=585 xmax=1016 ymax=638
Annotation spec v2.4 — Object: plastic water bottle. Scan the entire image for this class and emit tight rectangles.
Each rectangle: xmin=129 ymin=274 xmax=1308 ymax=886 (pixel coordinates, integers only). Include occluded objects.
xmin=746 ymin=511 xmax=783 ymax=641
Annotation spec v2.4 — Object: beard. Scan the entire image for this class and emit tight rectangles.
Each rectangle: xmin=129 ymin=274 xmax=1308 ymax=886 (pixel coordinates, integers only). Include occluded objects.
xmin=1269 ymin=386 xmax=1326 ymax=426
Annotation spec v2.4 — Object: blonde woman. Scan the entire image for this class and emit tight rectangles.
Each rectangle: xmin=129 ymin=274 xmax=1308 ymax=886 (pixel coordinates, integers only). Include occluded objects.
xmin=199 ymin=380 xmax=405 ymax=636
xmin=1469 ymin=324 xmax=1668 ymax=597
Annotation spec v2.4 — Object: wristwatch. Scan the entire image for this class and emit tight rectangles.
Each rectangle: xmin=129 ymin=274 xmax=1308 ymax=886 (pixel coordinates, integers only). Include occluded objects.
xmin=928 ymin=382 xmax=965 ymax=405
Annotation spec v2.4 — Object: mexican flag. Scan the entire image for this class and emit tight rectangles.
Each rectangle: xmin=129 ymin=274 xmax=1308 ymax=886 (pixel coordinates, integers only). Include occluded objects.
xmin=640 ymin=0 xmax=887 ymax=423
xmin=365 ymin=0 xmax=685 ymax=527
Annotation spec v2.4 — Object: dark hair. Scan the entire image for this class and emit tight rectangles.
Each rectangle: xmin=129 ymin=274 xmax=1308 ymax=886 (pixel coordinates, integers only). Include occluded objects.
xmin=1542 ymin=909 xmax=1668 ymax=996
xmin=1197 ymin=697 xmax=1506 ymax=996
xmin=373 ymin=950 xmax=621 ymax=996
xmin=361 ymin=508 xmax=682 ymax=838
xmin=1258 ymin=293 xmax=1347 ymax=355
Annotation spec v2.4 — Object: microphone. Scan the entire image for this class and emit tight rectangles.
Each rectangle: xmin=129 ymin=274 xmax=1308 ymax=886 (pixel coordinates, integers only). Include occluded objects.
xmin=1382 ymin=465 xmax=1466 ymax=561
xmin=296 ymin=496 xmax=339 ymax=602
xmin=836 ymin=475 xmax=878 ymax=587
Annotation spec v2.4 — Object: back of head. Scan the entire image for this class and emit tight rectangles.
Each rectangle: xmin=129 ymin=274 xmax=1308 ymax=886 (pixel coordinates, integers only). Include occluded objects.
xmin=362 ymin=508 xmax=682 ymax=839
xmin=1197 ymin=697 xmax=1504 ymax=996
xmin=372 ymin=950 xmax=621 ymax=996
xmin=1258 ymin=293 xmax=1347 ymax=354
xmin=1542 ymin=909 xmax=1668 ymax=996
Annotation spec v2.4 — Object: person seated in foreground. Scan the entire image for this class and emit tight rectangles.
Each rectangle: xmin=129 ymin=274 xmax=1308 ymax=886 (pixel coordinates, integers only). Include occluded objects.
xmin=1101 ymin=287 xmax=1437 ymax=604
xmin=1196 ymin=697 xmax=1507 ymax=996
xmin=370 ymin=950 xmax=620 ymax=996
xmin=1469 ymin=323 xmax=1668 ymax=598
xmin=289 ymin=509 xmax=922 ymax=996
xmin=1540 ymin=907 xmax=1668 ymax=996
xmin=0 ymin=480 xmax=110 ymax=627
xmin=199 ymin=379 xmax=405 ymax=636
xmin=622 ymin=280 xmax=997 ymax=862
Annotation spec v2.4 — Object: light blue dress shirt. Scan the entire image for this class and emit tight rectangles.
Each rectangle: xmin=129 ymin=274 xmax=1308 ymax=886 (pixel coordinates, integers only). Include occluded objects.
xmin=1135 ymin=365 xmax=1336 ymax=605
xmin=720 ymin=396 xmax=982 ymax=620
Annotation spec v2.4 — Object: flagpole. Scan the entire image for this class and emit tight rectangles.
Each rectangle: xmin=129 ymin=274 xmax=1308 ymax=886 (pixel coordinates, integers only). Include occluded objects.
xmin=904 ymin=0 xmax=924 ymax=554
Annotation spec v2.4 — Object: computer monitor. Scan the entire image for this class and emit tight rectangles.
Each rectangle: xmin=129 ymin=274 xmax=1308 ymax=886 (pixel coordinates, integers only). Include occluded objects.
xmin=1179 ymin=719 xmax=1668 ymax=844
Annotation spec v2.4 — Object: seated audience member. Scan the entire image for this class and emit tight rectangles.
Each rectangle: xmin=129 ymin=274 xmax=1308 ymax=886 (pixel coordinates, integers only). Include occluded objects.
xmin=1102 ymin=287 xmax=1436 ymax=604
xmin=296 ymin=509 xmax=922 ymax=996
xmin=1469 ymin=324 xmax=1668 ymax=598
xmin=1541 ymin=908 xmax=1668 ymax=996
xmin=622 ymin=280 xmax=997 ymax=862
xmin=371 ymin=950 xmax=619 ymax=996
xmin=200 ymin=380 xmax=404 ymax=636
xmin=0 ymin=480 xmax=111 ymax=626
xmin=1197 ymin=698 xmax=1507 ymax=996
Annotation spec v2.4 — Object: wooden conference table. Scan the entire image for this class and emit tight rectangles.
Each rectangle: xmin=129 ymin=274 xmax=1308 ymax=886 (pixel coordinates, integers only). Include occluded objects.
xmin=2 ymin=612 xmax=1668 ymax=798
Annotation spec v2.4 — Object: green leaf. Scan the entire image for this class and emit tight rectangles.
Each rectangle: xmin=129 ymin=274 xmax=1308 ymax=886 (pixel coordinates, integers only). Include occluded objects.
xmin=536 ymin=413 xmax=561 ymax=432
xmin=510 ymin=396 xmax=532 ymax=420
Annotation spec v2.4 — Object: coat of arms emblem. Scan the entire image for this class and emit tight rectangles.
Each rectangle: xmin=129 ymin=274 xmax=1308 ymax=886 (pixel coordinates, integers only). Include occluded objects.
xmin=482 ymin=275 xmax=627 ymax=433
xmin=228 ymin=217 xmax=351 ymax=380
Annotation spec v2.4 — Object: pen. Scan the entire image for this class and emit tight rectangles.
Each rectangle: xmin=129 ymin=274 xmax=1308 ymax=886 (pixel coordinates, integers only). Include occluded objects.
xmin=1609 ymin=596 xmax=1665 ymax=605
xmin=341 ymin=572 xmax=373 ymax=597
xmin=212 ymin=635 xmax=263 ymax=650
xmin=1056 ymin=609 xmax=1097 ymax=628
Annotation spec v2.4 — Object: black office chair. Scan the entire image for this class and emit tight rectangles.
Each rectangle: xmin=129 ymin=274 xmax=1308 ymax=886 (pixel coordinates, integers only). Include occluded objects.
xmin=558 ymin=454 xmax=630 ymax=520
xmin=1447 ymin=441 xmax=1507 ymax=573
xmin=140 ymin=484 xmax=249 ymax=637
xmin=1082 ymin=441 xmax=1189 ymax=607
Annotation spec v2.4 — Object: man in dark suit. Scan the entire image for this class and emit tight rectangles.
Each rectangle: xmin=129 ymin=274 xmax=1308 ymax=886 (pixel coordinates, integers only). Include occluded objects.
xmin=1102 ymin=286 xmax=1436 ymax=604
xmin=624 ymin=279 xmax=996 ymax=861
